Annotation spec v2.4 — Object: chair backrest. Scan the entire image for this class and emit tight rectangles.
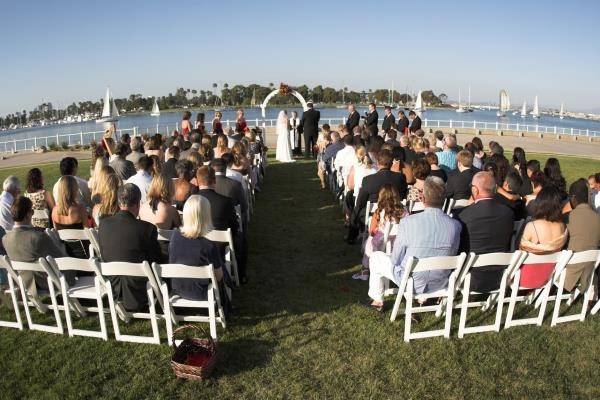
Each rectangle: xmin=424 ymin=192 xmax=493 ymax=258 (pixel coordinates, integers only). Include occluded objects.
xmin=84 ymin=228 xmax=102 ymax=259
xmin=4 ymin=256 xmax=60 ymax=290
xmin=409 ymin=201 xmax=425 ymax=214
xmin=460 ymin=251 xmax=524 ymax=287
xmin=48 ymin=256 xmax=95 ymax=273
xmin=157 ymin=229 xmax=174 ymax=242
xmin=565 ymin=249 xmax=600 ymax=266
xmin=154 ymin=263 xmax=215 ymax=280
xmin=205 ymin=228 xmax=234 ymax=246
xmin=513 ymin=250 xmax=570 ymax=281
xmin=55 ymin=229 xmax=88 ymax=241
xmin=410 ymin=253 xmax=468 ymax=273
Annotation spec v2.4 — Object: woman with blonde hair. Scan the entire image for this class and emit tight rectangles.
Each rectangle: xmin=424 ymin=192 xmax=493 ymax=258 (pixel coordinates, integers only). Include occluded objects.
xmin=213 ymin=134 xmax=230 ymax=159
xmin=52 ymin=175 xmax=89 ymax=257
xmin=347 ymin=146 xmax=377 ymax=203
xmin=139 ymin=173 xmax=181 ymax=230
xmin=168 ymin=195 xmax=225 ymax=300
xmin=212 ymin=111 xmax=224 ymax=135
xmin=316 ymin=131 xmax=332 ymax=188
xmin=91 ymin=167 xmax=121 ymax=224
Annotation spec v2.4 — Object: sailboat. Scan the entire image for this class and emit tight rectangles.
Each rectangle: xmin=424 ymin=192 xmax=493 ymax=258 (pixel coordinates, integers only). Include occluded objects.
xmin=150 ymin=98 xmax=160 ymax=117
xmin=413 ymin=90 xmax=425 ymax=114
xmin=456 ymin=88 xmax=467 ymax=113
xmin=520 ymin=101 xmax=527 ymax=118
xmin=496 ymin=89 xmax=510 ymax=117
xmin=559 ymin=102 xmax=565 ymax=119
xmin=96 ymin=87 xmax=119 ymax=123
xmin=467 ymin=85 xmax=473 ymax=112
xmin=531 ymin=95 xmax=540 ymax=118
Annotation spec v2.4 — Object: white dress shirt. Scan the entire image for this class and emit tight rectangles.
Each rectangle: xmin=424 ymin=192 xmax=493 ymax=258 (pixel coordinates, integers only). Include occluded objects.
xmin=126 ymin=170 xmax=153 ymax=204
xmin=334 ymin=145 xmax=357 ymax=183
xmin=0 ymin=191 xmax=14 ymax=231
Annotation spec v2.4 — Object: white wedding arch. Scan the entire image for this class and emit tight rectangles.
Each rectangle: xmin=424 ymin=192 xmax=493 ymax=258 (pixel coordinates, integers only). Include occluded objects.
xmin=259 ymin=89 xmax=308 ymax=118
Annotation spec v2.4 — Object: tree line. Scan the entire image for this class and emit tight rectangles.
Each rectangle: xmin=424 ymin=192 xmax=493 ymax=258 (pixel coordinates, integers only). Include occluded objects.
xmin=0 ymin=84 xmax=447 ymax=128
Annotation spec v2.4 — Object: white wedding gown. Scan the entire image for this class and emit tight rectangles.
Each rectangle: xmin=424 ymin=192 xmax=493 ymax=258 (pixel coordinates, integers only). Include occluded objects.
xmin=275 ymin=113 xmax=295 ymax=163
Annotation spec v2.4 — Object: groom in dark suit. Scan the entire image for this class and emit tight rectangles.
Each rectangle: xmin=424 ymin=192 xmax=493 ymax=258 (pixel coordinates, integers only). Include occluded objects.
xmin=298 ymin=102 xmax=320 ymax=159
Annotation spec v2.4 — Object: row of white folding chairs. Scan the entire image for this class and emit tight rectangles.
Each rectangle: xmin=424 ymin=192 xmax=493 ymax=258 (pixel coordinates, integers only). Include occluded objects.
xmin=384 ymin=249 xmax=600 ymax=342
xmin=0 ymin=255 xmax=225 ymax=345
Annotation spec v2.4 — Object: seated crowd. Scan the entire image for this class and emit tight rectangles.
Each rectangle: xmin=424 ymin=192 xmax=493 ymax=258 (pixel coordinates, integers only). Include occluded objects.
xmin=0 ymin=114 xmax=267 ymax=315
xmin=316 ymin=118 xmax=600 ymax=312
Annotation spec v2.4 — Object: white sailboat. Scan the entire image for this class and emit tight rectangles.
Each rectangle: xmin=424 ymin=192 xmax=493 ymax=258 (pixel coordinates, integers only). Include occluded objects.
xmin=559 ymin=102 xmax=565 ymax=119
xmin=96 ymin=87 xmax=119 ymax=123
xmin=467 ymin=85 xmax=473 ymax=112
xmin=531 ymin=95 xmax=540 ymax=118
xmin=456 ymin=88 xmax=466 ymax=113
xmin=496 ymin=89 xmax=510 ymax=117
xmin=413 ymin=90 xmax=425 ymax=114
xmin=150 ymin=98 xmax=160 ymax=117
xmin=520 ymin=101 xmax=527 ymax=118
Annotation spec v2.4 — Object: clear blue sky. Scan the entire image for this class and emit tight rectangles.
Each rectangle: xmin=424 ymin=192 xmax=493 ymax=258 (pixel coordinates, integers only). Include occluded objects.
xmin=1 ymin=0 xmax=599 ymax=115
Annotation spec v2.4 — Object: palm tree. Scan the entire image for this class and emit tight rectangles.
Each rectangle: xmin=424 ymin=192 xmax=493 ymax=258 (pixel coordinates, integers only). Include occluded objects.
xmin=212 ymin=83 xmax=218 ymax=106
xmin=269 ymin=82 xmax=274 ymax=89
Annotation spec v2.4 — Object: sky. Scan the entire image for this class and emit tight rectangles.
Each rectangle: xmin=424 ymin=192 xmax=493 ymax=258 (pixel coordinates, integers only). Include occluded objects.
xmin=1 ymin=0 xmax=599 ymax=115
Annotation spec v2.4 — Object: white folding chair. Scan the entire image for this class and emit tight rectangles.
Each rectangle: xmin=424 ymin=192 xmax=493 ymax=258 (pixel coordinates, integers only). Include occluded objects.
xmin=153 ymin=263 xmax=226 ymax=344
xmin=510 ymin=220 xmax=525 ymax=252
xmin=84 ymin=228 xmax=102 ymax=259
xmin=234 ymin=204 xmax=243 ymax=234
xmin=0 ymin=258 xmax=24 ymax=330
xmin=445 ymin=198 xmax=470 ymax=216
xmin=550 ymin=250 xmax=600 ymax=326
xmin=157 ymin=229 xmax=174 ymax=242
xmin=457 ymin=251 xmax=524 ymax=338
xmin=47 ymin=228 xmax=91 ymax=259
xmin=504 ymin=251 xmax=571 ymax=328
xmin=206 ymin=228 xmax=240 ymax=289
xmin=93 ymin=259 xmax=163 ymax=344
xmin=1 ymin=256 xmax=63 ymax=334
xmin=46 ymin=256 xmax=109 ymax=340
xmin=389 ymin=253 xmax=468 ymax=342
xmin=362 ymin=201 xmax=378 ymax=242
xmin=408 ymin=200 xmax=425 ymax=214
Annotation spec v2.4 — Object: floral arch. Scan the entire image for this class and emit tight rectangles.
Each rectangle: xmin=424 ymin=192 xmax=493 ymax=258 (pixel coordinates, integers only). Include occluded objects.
xmin=259 ymin=83 xmax=308 ymax=118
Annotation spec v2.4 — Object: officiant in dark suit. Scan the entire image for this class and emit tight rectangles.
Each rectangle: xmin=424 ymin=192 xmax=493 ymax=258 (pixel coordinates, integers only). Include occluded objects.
xmin=381 ymin=105 xmax=395 ymax=133
xmin=298 ymin=102 xmax=320 ymax=159
xmin=346 ymin=104 xmax=360 ymax=135
xmin=409 ymin=110 xmax=422 ymax=133
xmin=362 ymin=102 xmax=379 ymax=139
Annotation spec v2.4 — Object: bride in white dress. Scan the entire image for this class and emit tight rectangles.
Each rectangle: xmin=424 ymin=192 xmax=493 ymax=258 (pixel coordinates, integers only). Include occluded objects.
xmin=275 ymin=110 xmax=295 ymax=163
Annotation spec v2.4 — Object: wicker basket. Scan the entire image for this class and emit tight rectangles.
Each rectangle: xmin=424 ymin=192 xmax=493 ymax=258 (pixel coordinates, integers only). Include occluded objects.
xmin=170 ymin=325 xmax=217 ymax=381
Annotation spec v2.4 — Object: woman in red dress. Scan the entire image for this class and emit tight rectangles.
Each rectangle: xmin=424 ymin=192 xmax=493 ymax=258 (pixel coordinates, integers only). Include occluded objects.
xmin=235 ymin=108 xmax=248 ymax=133
xmin=181 ymin=111 xmax=192 ymax=140
xmin=212 ymin=111 xmax=223 ymax=135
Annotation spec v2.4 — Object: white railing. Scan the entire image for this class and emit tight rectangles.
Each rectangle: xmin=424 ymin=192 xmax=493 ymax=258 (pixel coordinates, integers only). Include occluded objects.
xmin=1 ymin=118 xmax=597 ymax=154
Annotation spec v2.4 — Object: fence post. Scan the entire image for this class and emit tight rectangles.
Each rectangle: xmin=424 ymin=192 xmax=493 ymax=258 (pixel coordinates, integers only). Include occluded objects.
xmin=56 ymin=133 xmax=59 ymax=146
xmin=13 ymin=139 xmax=17 ymax=152
xmin=473 ymin=120 xmax=476 ymax=129
xmin=587 ymin=129 xmax=589 ymax=136
xmin=449 ymin=120 xmax=453 ymax=128
xmin=571 ymin=127 xmax=573 ymax=135
xmin=255 ymin=118 xmax=259 ymax=126
xmin=34 ymin=137 xmax=37 ymax=149
xmin=80 ymin=131 xmax=84 ymax=145
xmin=495 ymin=122 xmax=498 ymax=130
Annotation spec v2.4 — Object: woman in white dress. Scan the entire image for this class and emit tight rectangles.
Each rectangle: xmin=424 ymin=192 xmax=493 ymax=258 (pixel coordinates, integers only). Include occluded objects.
xmin=275 ymin=110 xmax=295 ymax=163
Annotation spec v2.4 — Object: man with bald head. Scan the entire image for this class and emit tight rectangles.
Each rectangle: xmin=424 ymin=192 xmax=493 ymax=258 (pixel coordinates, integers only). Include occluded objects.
xmin=457 ymin=171 xmax=514 ymax=293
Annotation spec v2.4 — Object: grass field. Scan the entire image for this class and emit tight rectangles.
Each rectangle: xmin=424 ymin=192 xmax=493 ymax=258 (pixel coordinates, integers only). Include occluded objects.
xmin=0 ymin=153 xmax=599 ymax=399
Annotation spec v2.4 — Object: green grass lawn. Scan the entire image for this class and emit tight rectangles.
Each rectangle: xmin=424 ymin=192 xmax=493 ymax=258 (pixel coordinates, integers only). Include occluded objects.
xmin=0 ymin=154 xmax=600 ymax=399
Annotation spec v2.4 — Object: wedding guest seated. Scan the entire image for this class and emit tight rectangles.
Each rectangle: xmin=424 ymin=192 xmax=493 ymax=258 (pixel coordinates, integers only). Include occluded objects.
xmin=230 ymin=142 xmax=251 ymax=176
xmin=109 ymin=143 xmax=136 ymax=181
xmin=425 ymin=152 xmax=447 ymax=182
xmin=407 ymin=159 xmax=430 ymax=203
xmin=518 ymin=186 xmax=568 ymax=288
xmin=196 ymin=166 xmax=238 ymax=233
xmin=355 ymin=184 xmax=407 ymax=281
xmin=544 ymin=157 xmax=567 ymax=200
xmin=126 ymin=155 xmax=153 ymax=204
xmin=91 ymin=166 xmax=120 ymax=224
xmin=322 ymin=131 xmax=344 ymax=170
xmin=162 ymin=145 xmax=180 ymax=180
xmin=53 ymin=157 xmax=91 ymax=208
xmin=2 ymin=196 xmax=66 ymax=296
xmin=200 ymin=143 xmax=215 ymax=162
xmin=0 ymin=176 xmax=20 ymax=231
xmin=445 ymin=150 xmax=476 ymax=200
xmin=512 ymin=147 xmax=532 ymax=196
xmin=52 ymin=176 xmax=90 ymax=258
xmin=563 ymin=179 xmax=600 ymax=291
xmin=437 ymin=134 xmax=458 ymax=172
xmin=139 ymin=173 xmax=181 ymax=230
xmin=23 ymin=168 xmax=55 ymax=229
xmin=390 ymin=146 xmax=414 ymax=184
xmin=347 ymin=146 xmax=377 ymax=207
xmin=316 ymin=131 xmax=332 ymax=189
xmin=211 ymin=158 xmax=247 ymax=224
xmin=173 ymin=160 xmax=198 ymax=210
xmin=365 ymin=177 xmax=461 ymax=311
xmin=525 ymin=170 xmax=547 ymax=215
xmin=126 ymin=136 xmax=144 ymax=167
xmin=214 ymin=135 xmax=230 ymax=159
xmin=144 ymin=135 xmax=163 ymax=159
xmin=169 ymin=195 xmax=224 ymax=300
xmin=399 ymin=135 xmax=417 ymax=163
xmin=349 ymin=149 xmax=408 ymax=243
xmin=221 ymin=153 xmax=245 ymax=189
xmin=98 ymin=184 xmax=162 ymax=311
xmin=495 ymin=171 xmax=526 ymax=220
xmin=471 ymin=137 xmax=486 ymax=169
xmin=385 ymin=129 xmax=400 ymax=147
xmin=457 ymin=172 xmax=514 ymax=292
xmin=333 ymin=134 xmax=357 ymax=187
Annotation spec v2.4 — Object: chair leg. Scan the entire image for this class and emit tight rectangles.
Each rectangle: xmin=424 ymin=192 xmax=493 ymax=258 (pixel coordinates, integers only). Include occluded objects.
xmin=494 ymin=281 xmax=507 ymax=332
xmin=551 ymin=271 xmax=566 ymax=327
xmin=505 ymin=273 xmax=520 ymax=328
xmin=95 ymin=277 xmax=108 ymax=341
xmin=162 ymin=283 xmax=174 ymax=346
xmin=403 ymin=280 xmax=413 ymax=342
xmin=5 ymin=277 xmax=24 ymax=330
xmin=536 ymin=282 xmax=552 ymax=326
xmin=390 ymin=291 xmax=403 ymax=322
xmin=105 ymin=281 xmax=123 ymax=341
xmin=60 ymin=277 xmax=74 ymax=337
xmin=147 ymin=285 xmax=160 ymax=345
xmin=46 ymin=277 xmax=63 ymax=334
xmin=17 ymin=277 xmax=35 ymax=329
xmin=458 ymin=275 xmax=471 ymax=338
xmin=208 ymin=289 xmax=217 ymax=340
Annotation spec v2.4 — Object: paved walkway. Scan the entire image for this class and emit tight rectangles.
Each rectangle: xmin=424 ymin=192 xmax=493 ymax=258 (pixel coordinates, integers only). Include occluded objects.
xmin=0 ymin=150 xmax=90 ymax=169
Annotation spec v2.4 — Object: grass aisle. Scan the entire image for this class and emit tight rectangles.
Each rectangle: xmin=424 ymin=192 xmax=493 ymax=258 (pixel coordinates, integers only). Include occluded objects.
xmin=1 ymin=155 xmax=600 ymax=399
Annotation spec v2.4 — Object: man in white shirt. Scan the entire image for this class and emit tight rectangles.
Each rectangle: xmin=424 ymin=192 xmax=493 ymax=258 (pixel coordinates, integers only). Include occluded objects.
xmin=333 ymin=134 xmax=357 ymax=187
xmin=52 ymin=157 xmax=91 ymax=208
xmin=126 ymin=155 xmax=153 ymax=204
xmin=0 ymin=176 xmax=20 ymax=231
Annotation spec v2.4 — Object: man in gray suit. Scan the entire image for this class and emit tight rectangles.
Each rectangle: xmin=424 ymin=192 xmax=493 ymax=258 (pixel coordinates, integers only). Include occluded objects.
xmin=126 ymin=136 xmax=144 ymax=168
xmin=110 ymin=143 xmax=136 ymax=181
xmin=2 ymin=196 xmax=65 ymax=296
xmin=210 ymin=157 xmax=247 ymax=225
